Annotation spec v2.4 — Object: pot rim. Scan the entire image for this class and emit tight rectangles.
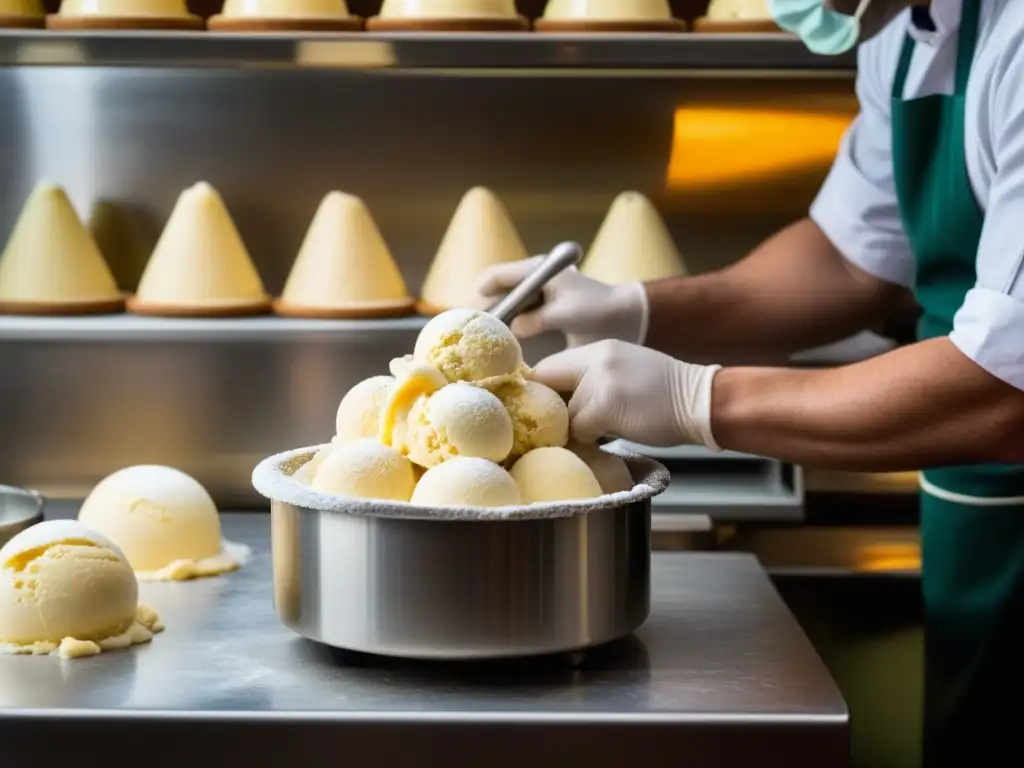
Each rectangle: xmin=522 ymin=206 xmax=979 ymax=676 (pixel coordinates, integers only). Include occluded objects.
xmin=0 ymin=484 xmax=45 ymax=549
xmin=252 ymin=445 xmax=669 ymax=522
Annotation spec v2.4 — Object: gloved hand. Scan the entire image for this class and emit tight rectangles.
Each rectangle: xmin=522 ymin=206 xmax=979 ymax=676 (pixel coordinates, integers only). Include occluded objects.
xmin=475 ymin=256 xmax=649 ymax=348
xmin=533 ymin=340 xmax=723 ymax=449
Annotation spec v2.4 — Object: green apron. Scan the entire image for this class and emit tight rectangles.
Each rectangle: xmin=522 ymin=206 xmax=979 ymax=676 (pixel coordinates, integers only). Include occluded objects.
xmin=891 ymin=0 xmax=1024 ymax=763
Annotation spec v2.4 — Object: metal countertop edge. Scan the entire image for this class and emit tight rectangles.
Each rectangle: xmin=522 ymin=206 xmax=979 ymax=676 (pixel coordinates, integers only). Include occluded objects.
xmin=0 ymin=710 xmax=848 ymax=724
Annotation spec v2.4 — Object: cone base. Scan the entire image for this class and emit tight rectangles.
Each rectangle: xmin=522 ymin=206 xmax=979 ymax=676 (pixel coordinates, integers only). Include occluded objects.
xmin=0 ymin=294 xmax=125 ymax=316
xmin=46 ymin=14 xmax=204 ymax=30
xmin=416 ymin=299 xmax=456 ymax=316
xmin=533 ymin=18 xmax=686 ymax=32
xmin=273 ymin=297 xmax=415 ymax=319
xmin=127 ymin=295 xmax=272 ymax=317
xmin=0 ymin=15 xmax=44 ymax=27
xmin=691 ymin=18 xmax=781 ymax=32
xmin=366 ymin=15 xmax=528 ymax=31
xmin=208 ymin=14 xmax=362 ymax=31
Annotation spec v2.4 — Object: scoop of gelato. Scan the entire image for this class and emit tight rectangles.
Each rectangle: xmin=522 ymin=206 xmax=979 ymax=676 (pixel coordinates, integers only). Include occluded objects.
xmin=335 ymin=375 xmax=395 ymax=442
xmin=78 ymin=465 xmax=246 ymax=581
xmin=413 ymin=308 xmax=523 ymax=388
xmin=497 ymin=379 xmax=569 ymax=460
xmin=0 ymin=520 xmax=163 ymax=658
xmin=311 ymin=438 xmax=416 ymax=502
xmin=411 ymin=457 xmax=522 ymax=508
xmin=510 ymin=446 xmax=603 ymax=503
xmin=398 ymin=383 xmax=513 ymax=468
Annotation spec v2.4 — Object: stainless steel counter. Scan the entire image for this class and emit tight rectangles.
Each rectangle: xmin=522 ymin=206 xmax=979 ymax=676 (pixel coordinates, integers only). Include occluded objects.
xmin=0 ymin=508 xmax=847 ymax=766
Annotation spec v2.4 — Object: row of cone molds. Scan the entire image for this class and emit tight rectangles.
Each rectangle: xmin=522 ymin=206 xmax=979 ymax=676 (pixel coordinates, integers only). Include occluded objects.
xmin=0 ymin=182 xmax=686 ymax=318
xmin=2 ymin=0 xmax=702 ymax=32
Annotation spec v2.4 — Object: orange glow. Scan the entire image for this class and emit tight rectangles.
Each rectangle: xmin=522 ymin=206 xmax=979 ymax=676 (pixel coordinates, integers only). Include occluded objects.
xmin=856 ymin=544 xmax=921 ymax=573
xmin=666 ymin=106 xmax=853 ymax=190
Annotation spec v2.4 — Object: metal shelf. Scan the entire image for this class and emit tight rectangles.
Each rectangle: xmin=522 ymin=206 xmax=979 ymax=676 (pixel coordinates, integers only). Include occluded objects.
xmin=0 ymin=29 xmax=857 ymax=72
xmin=0 ymin=313 xmax=427 ymax=342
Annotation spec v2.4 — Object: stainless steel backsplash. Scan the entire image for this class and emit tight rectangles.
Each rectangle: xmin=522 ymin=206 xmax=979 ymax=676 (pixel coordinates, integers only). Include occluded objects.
xmin=0 ymin=66 xmax=854 ymax=505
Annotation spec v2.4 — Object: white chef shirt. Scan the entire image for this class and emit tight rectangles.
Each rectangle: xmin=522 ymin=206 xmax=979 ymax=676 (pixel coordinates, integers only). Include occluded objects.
xmin=810 ymin=0 xmax=1024 ymax=391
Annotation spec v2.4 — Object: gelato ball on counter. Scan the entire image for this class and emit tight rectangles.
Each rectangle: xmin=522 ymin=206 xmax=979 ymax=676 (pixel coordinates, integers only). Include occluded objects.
xmin=0 ymin=520 xmax=163 ymax=659
xmin=78 ymin=465 xmax=251 ymax=582
xmin=295 ymin=308 xmax=632 ymax=509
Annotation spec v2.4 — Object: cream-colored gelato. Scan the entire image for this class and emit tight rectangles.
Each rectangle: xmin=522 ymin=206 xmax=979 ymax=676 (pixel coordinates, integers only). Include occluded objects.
xmin=378 ymin=358 xmax=448 ymax=447
xmin=398 ymin=383 xmax=514 ymax=468
xmin=419 ymin=188 xmax=528 ymax=313
xmin=0 ymin=520 xmax=163 ymax=658
xmin=0 ymin=182 xmax=121 ymax=309
xmin=278 ymin=192 xmax=412 ymax=316
xmin=132 ymin=182 xmax=269 ymax=313
xmin=376 ymin=0 xmax=518 ymax=19
xmin=510 ymin=446 xmax=603 ymax=503
xmin=541 ymin=0 xmax=674 ymax=20
xmin=498 ymin=379 xmax=569 ymax=460
xmin=311 ymin=438 xmax=416 ymax=501
xmin=335 ymin=375 xmax=395 ymax=443
xmin=55 ymin=0 xmax=191 ymax=16
xmin=413 ymin=308 xmax=524 ymax=388
xmin=580 ymin=192 xmax=688 ymax=284
xmin=567 ymin=440 xmax=634 ymax=494
xmin=78 ymin=465 xmax=249 ymax=581
xmin=411 ymin=457 xmax=522 ymax=507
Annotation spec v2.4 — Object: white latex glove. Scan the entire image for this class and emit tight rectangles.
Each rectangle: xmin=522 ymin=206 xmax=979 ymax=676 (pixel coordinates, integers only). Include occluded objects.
xmin=533 ymin=340 xmax=723 ymax=449
xmin=475 ymin=256 xmax=650 ymax=348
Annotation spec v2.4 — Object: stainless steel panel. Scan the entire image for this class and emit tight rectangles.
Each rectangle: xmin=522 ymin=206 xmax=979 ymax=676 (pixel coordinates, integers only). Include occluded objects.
xmin=0 ymin=66 xmax=857 ymax=506
xmin=0 ymin=30 xmax=858 ymax=71
xmin=0 ymin=506 xmax=848 ymax=767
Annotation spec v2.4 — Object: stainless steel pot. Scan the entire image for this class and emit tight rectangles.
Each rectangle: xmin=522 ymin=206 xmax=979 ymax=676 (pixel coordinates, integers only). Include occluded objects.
xmin=0 ymin=485 xmax=44 ymax=549
xmin=256 ymin=448 xmax=669 ymax=660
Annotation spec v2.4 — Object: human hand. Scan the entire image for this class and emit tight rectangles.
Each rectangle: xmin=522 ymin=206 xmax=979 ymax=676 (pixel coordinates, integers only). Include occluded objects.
xmin=475 ymin=256 xmax=649 ymax=348
xmin=533 ymin=340 xmax=722 ymax=449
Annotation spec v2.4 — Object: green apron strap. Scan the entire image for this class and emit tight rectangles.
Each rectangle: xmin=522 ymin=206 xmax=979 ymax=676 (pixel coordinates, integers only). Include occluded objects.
xmin=892 ymin=32 xmax=915 ymax=100
xmin=954 ymin=0 xmax=981 ymax=94
xmin=892 ymin=0 xmax=981 ymax=102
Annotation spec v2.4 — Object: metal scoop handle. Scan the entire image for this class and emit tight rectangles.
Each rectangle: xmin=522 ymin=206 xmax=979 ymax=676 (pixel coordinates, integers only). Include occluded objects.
xmin=488 ymin=241 xmax=583 ymax=325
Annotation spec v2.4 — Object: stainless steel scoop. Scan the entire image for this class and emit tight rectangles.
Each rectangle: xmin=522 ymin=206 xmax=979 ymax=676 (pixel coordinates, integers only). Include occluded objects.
xmin=487 ymin=241 xmax=583 ymax=325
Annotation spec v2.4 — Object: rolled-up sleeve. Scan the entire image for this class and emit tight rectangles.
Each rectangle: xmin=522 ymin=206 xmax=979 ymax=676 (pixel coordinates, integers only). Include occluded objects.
xmin=810 ymin=41 xmax=915 ymax=288
xmin=949 ymin=52 xmax=1024 ymax=392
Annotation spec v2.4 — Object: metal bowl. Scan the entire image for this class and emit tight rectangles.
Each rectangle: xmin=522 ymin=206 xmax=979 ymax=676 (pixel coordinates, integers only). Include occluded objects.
xmin=254 ymin=447 xmax=669 ymax=660
xmin=0 ymin=485 xmax=44 ymax=549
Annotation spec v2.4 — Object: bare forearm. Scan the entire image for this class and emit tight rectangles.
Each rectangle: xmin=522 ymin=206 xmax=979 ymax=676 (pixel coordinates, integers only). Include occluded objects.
xmin=644 ymin=218 xmax=904 ymax=364
xmin=711 ymin=338 xmax=1024 ymax=471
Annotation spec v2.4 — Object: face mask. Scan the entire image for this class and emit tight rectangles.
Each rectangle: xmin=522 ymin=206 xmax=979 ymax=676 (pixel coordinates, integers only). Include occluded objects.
xmin=767 ymin=0 xmax=873 ymax=55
